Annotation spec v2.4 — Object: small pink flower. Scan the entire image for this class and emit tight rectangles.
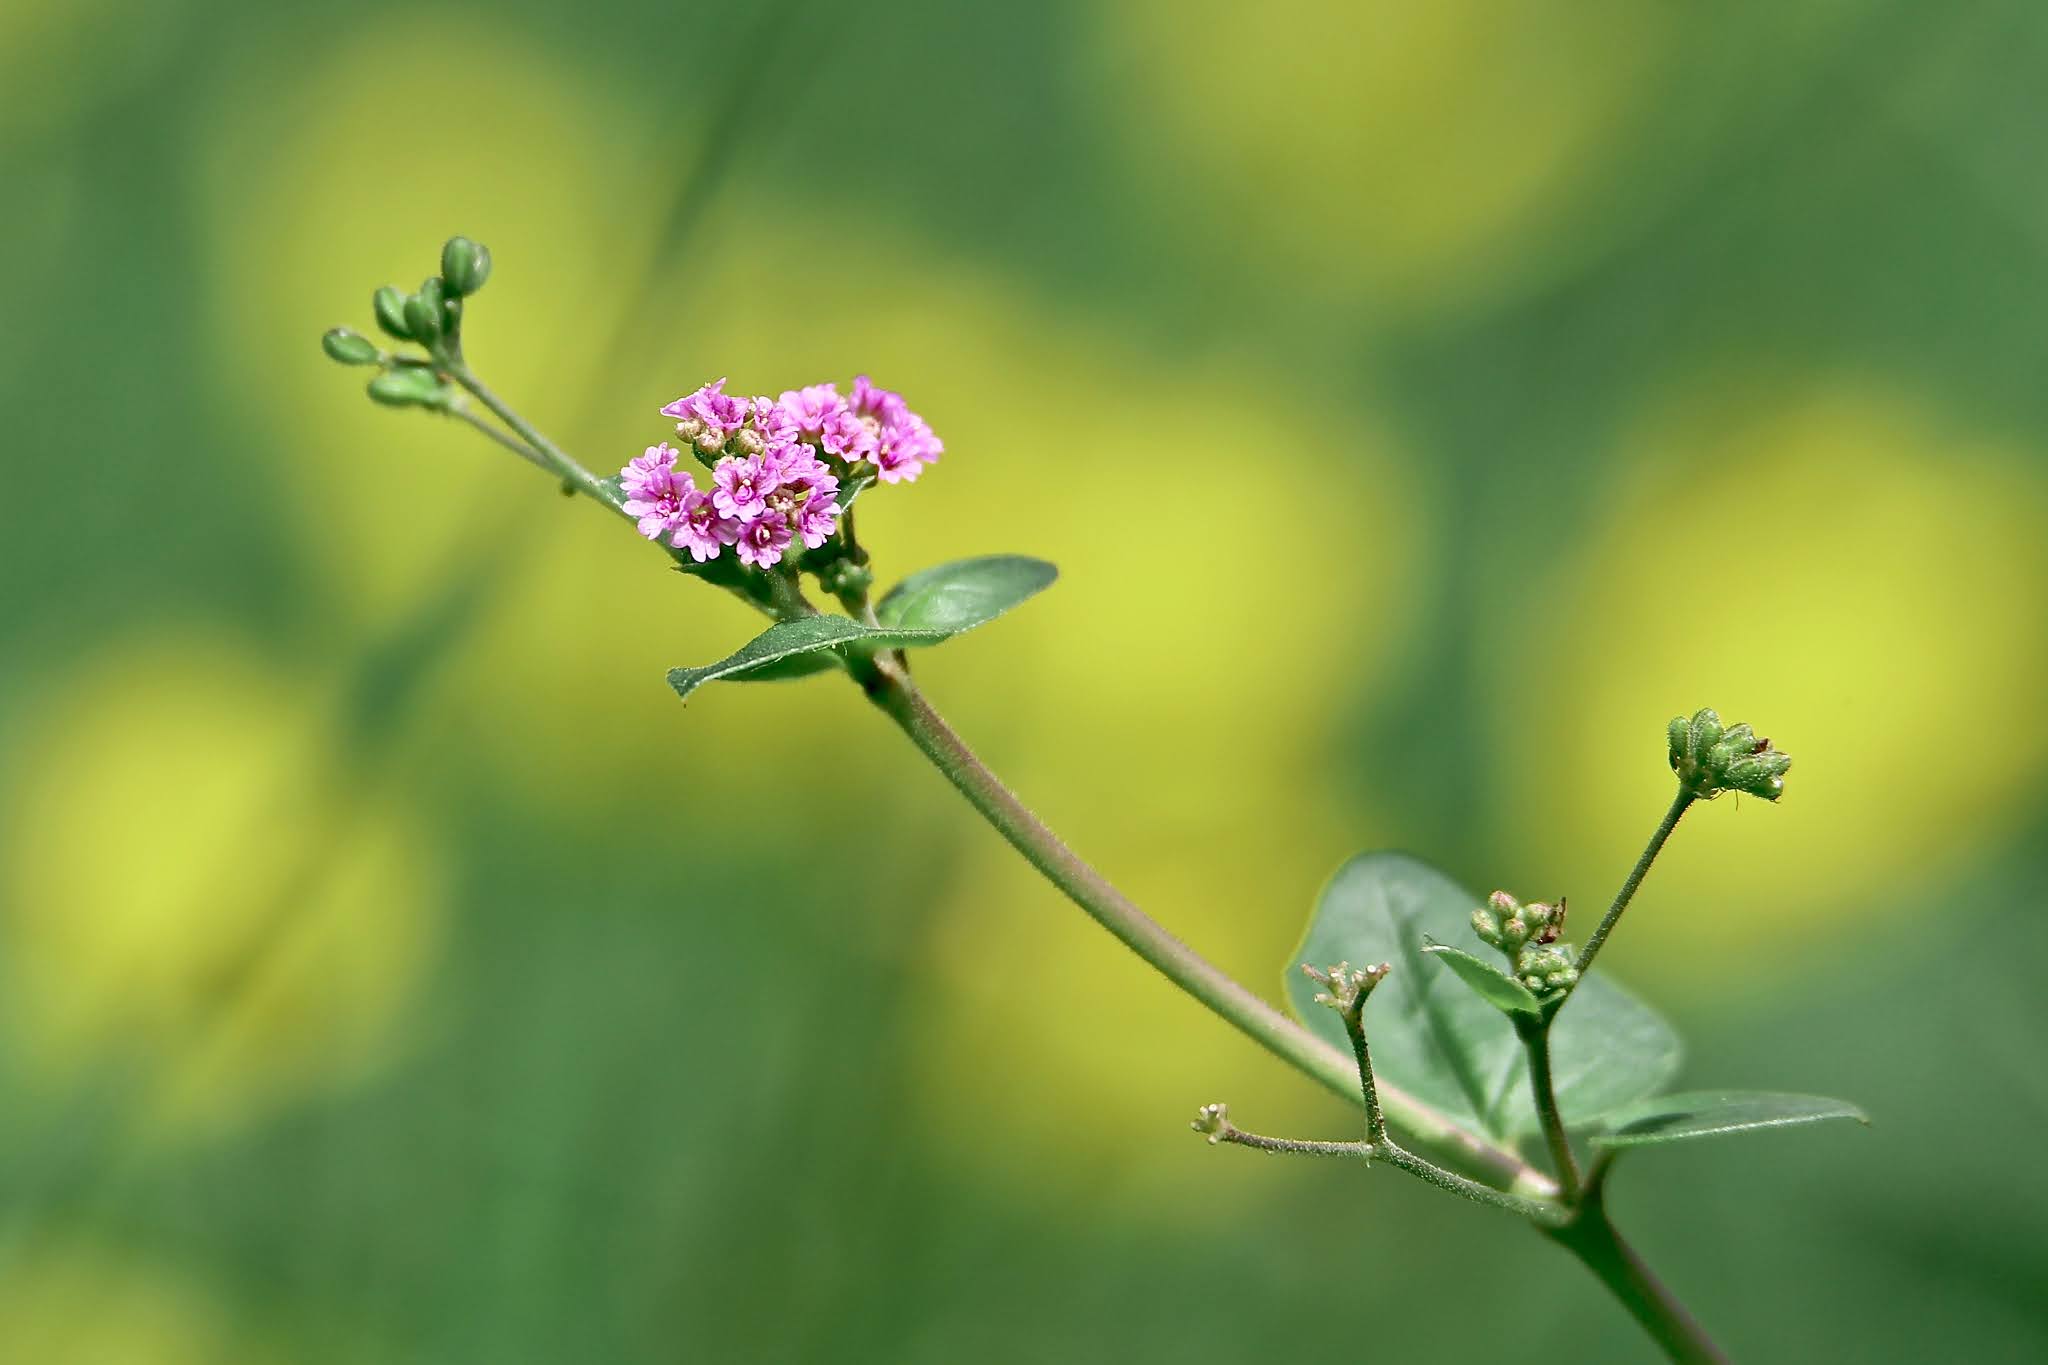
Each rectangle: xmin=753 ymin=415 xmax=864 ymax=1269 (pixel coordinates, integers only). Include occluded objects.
xmin=621 ymin=443 xmax=679 ymax=501
xmin=819 ymin=408 xmax=876 ymax=463
xmin=670 ymin=487 xmax=740 ymax=562
xmin=776 ymin=383 xmax=847 ymax=442
xmin=712 ymin=454 xmax=775 ymax=520
xmin=849 ymin=374 xmax=907 ymax=426
xmin=734 ymin=512 xmax=794 ymax=568
xmin=751 ymin=395 xmax=799 ymax=446
xmin=659 ymin=377 xmax=749 ymax=442
xmin=621 ymin=465 xmax=692 ymax=541
xmin=873 ymin=413 xmax=942 ymax=483
xmin=796 ymin=492 xmax=842 ymax=548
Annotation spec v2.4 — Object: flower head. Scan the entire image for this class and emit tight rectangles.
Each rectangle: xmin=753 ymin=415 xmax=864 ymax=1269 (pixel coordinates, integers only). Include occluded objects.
xmin=1667 ymin=708 xmax=1792 ymax=802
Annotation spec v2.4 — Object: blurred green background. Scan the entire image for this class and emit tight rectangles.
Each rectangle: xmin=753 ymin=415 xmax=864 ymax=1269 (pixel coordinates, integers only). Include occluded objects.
xmin=4 ymin=0 xmax=2046 ymax=1359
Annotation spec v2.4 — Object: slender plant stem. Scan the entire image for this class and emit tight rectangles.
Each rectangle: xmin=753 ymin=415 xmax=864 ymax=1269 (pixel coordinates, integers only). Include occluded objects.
xmin=444 ymin=360 xmax=621 ymax=511
xmin=1543 ymin=1191 xmax=1729 ymax=1364
xmin=1338 ymin=1006 xmax=1388 ymax=1146
xmin=1516 ymin=1016 xmax=1581 ymax=1198
xmin=447 ymin=403 xmax=554 ymax=474
xmin=1377 ymin=1141 xmax=1567 ymax=1225
xmin=860 ymin=661 xmax=1557 ymax=1201
xmin=1572 ymin=789 xmax=1694 ymax=985
xmin=1215 ymin=1128 xmax=1368 ymax=1160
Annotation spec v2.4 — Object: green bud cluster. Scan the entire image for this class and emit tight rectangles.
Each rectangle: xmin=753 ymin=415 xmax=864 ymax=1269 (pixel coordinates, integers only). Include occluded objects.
xmin=1472 ymin=891 xmax=1580 ymax=995
xmin=324 ymin=236 xmax=495 ymax=415
xmin=1668 ymin=707 xmax=1791 ymax=802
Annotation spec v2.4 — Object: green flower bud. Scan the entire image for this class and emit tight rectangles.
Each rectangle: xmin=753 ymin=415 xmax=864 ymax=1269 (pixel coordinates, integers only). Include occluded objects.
xmin=1471 ymin=906 xmax=1502 ymax=947
xmin=1516 ymin=944 xmax=1578 ymax=995
xmin=439 ymin=236 xmax=492 ymax=296
xmin=403 ymin=278 xmax=445 ymax=347
xmin=366 ymin=366 xmax=451 ymax=410
xmin=373 ymin=285 xmax=414 ymax=341
xmin=1668 ymin=707 xmax=1792 ymax=801
xmin=321 ymin=326 xmax=380 ymax=366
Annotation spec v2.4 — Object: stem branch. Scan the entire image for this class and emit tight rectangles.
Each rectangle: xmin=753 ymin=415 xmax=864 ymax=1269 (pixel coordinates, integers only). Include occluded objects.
xmin=861 ymin=662 xmax=1556 ymax=1200
xmin=1543 ymin=1191 xmax=1729 ymax=1364
xmin=1516 ymin=1015 xmax=1581 ymax=1198
xmin=1573 ymin=790 xmax=1693 ymax=985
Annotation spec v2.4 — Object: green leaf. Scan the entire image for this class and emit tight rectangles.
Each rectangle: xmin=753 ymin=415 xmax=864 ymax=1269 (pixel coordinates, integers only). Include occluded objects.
xmin=668 ymin=556 xmax=1057 ymax=702
xmin=1287 ymin=853 xmax=1681 ymax=1140
xmin=876 ymin=555 xmax=1058 ymax=634
xmin=1421 ymin=941 xmax=1541 ymax=1016
xmin=1591 ymin=1091 xmax=1869 ymax=1149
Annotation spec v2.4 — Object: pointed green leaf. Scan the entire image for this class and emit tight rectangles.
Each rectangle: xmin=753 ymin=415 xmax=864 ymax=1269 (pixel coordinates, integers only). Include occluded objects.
xmin=1287 ymin=853 xmax=1681 ymax=1141
xmin=876 ymin=555 xmax=1057 ymax=634
xmin=668 ymin=557 xmax=1057 ymax=702
xmin=1422 ymin=942 xmax=1542 ymax=1017
xmin=1591 ymin=1091 xmax=1869 ymax=1149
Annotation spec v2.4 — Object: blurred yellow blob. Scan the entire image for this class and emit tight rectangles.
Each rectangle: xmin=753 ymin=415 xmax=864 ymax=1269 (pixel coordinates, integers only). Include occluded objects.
xmin=191 ymin=23 xmax=661 ymax=621
xmin=1499 ymin=382 xmax=2048 ymax=983
xmin=0 ymin=1243 xmax=268 ymax=1365
xmin=1 ymin=631 xmax=443 ymax=1138
xmin=1093 ymin=0 xmax=1675 ymax=314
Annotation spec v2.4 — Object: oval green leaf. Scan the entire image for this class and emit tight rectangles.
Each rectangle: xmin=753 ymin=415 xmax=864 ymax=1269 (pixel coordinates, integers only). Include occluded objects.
xmin=876 ymin=555 xmax=1058 ymax=634
xmin=1287 ymin=852 xmax=1681 ymax=1140
xmin=1591 ymin=1091 xmax=1869 ymax=1149
xmin=668 ymin=557 xmax=1057 ymax=702
xmin=1421 ymin=942 xmax=1542 ymax=1016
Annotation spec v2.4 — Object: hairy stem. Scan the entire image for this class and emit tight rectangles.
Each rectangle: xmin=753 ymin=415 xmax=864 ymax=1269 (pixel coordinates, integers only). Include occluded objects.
xmin=1377 ymin=1141 xmax=1567 ymax=1225
xmin=1572 ymin=789 xmax=1693 ymax=985
xmin=860 ymin=661 xmax=1556 ymax=1200
xmin=1337 ymin=1005 xmax=1388 ymax=1146
xmin=1516 ymin=1015 xmax=1581 ymax=1198
xmin=1214 ymin=1127 xmax=1368 ymax=1160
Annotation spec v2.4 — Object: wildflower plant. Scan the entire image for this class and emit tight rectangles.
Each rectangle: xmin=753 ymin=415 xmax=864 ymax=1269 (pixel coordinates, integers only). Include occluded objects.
xmin=325 ymin=239 xmax=1866 ymax=1364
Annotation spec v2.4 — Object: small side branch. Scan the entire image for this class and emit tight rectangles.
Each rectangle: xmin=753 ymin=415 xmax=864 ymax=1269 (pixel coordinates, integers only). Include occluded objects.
xmin=1191 ymin=1105 xmax=1366 ymax=1159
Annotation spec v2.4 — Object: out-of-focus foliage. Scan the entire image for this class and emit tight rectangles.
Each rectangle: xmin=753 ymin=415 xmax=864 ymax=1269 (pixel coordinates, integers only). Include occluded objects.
xmin=2 ymin=1 xmax=2044 ymax=1360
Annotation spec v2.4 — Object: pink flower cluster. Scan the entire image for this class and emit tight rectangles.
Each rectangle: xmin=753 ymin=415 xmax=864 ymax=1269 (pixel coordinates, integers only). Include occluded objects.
xmin=620 ymin=376 xmax=943 ymax=569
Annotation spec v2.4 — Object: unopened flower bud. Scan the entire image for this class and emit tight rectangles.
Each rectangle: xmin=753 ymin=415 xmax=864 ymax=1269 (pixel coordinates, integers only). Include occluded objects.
xmin=403 ymin=278 xmax=445 ymax=347
xmin=1471 ymin=906 xmax=1501 ymax=946
xmin=373 ymin=285 xmax=414 ymax=341
xmin=321 ymin=326 xmax=380 ymax=366
xmin=734 ymin=426 xmax=766 ymax=457
xmin=1669 ymin=707 xmax=1791 ymax=801
xmin=439 ymin=235 xmax=492 ymax=297
xmin=366 ymin=366 xmax=450 ymax=410
xmin=693 ymin=424 xmax=726 ymax=456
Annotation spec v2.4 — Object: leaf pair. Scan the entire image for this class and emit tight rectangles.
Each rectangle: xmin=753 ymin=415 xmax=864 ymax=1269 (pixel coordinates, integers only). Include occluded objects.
xmin=668 ymin=555 xmax=1057 ymax=701
xmin=1289 ymin=853 xmax=1864 ymax=1150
